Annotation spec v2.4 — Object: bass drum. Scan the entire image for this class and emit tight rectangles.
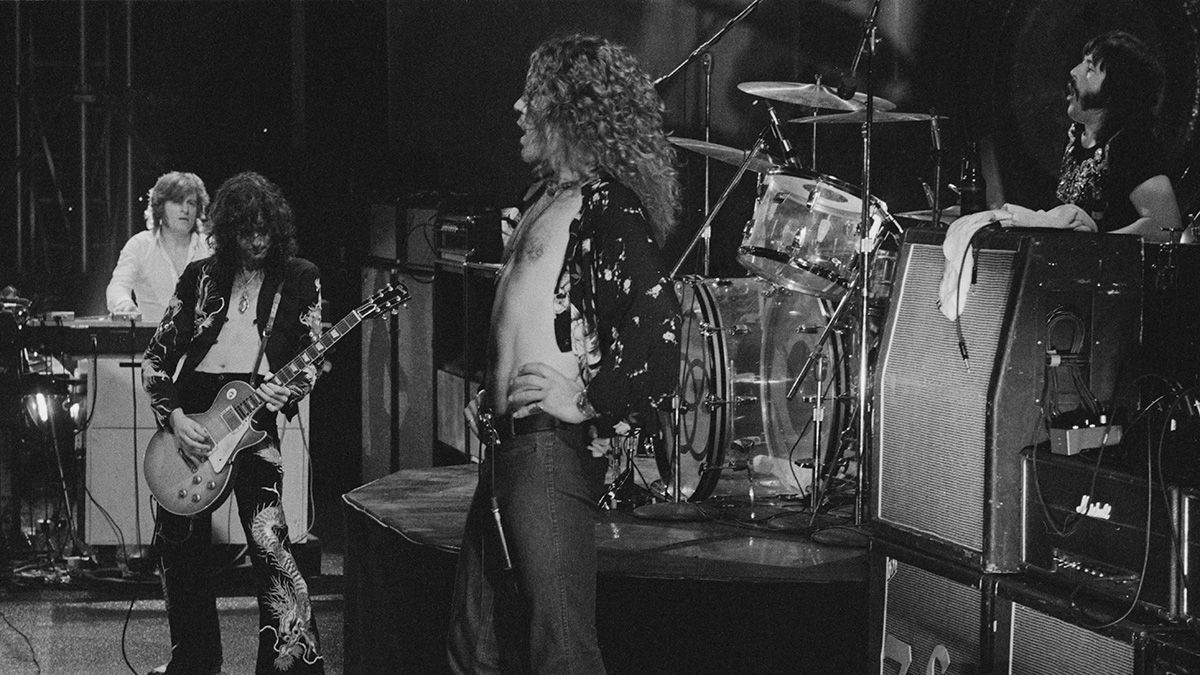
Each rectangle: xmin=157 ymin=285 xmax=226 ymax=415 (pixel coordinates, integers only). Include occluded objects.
xmin=657 ymin=277 xmax=845 ymax=502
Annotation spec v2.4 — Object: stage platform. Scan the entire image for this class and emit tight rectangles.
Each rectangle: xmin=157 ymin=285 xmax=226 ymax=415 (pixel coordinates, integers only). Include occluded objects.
xmin=343 ymin=465 xmax=868 ymax=674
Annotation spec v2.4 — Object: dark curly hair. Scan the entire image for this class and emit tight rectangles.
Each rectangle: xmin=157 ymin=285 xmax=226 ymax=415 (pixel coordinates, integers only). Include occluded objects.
xmin=208 ymin=172 xmax=297 ymax=278
xmin=145 ymin=171 xmax=209 ymax=231
xmin=1084 ymin=30 xmax=1165 ymax=136
xmin=523 ymin=34 xmax=680 ymax=245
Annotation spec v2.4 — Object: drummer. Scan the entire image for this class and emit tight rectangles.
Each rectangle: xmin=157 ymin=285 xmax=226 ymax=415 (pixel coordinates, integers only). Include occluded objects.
xmin=998 ymin=30 xmax=1180 ymax=241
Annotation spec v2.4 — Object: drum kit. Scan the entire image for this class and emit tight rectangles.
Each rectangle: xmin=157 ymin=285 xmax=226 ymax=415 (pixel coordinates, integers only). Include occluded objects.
xmin=609 ymin=75 xmax=953 ymax=526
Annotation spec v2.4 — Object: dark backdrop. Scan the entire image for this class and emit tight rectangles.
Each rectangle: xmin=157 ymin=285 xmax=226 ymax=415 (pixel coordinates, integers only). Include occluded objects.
xmin=2 ymin=0 xmax=1198 ymax=512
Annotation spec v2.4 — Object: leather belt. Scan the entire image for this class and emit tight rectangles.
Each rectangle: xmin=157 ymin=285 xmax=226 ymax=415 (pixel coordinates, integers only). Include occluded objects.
xmin=489 ymin=411 xmax=581 ymax=443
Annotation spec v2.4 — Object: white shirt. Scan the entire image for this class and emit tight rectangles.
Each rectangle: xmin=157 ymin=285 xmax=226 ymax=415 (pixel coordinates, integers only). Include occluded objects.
xmin=106 ymin=229 xmax=213 ymax=324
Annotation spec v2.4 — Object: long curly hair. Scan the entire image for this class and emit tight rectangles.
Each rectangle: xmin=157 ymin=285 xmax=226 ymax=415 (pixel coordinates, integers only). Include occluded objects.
xmin=144 ymin=171 xmax=209 ymax=231
xmin=523 ymin=34 xmax=679 ymax=245
xmin=208 ymin=172 xmax=297 ymax=279
xmin=1084 ymin=30 xmax=1165 ymax=136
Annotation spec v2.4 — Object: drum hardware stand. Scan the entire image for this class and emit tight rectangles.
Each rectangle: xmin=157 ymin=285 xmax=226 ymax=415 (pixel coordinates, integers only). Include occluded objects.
xmin=929 ymin=112 xmax=944 ymax=228
xmin=806 ymin=75 xmax=823 ymax=171
xmin=702 ymin=52 xmax=714 ymax=276
xmin=785 ymin=271 xmax=860 ymax=402
xmin=635 ymin=393 xmax=705 ymax=521
xmin=808 ymin=355 xmax=826 ymax=510
xmin=653 ymin=0 xmax=761 ymax=274
xmin=803 ymin=0 xmax=882 ymax=548
xmin=670 ymin=132 xmax=768 ymax=279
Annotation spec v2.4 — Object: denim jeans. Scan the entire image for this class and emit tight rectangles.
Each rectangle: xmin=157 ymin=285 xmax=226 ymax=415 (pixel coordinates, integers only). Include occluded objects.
xmin=447 ymin=426 xmax=608 ymax=674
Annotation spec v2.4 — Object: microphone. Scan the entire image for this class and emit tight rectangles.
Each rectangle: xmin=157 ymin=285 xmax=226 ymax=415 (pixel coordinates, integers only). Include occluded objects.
xmin=758 ymin=100 xmax=798 ymax=168
xmin=929 ymin=111 xmax=942 ymax=152
xmin=838 ymin=0 xmax=882 ymax=100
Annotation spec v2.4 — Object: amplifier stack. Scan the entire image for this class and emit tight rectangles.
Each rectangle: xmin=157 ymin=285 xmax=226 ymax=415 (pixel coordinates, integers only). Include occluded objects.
xmin=868 ymin=228 xmax=1200 ymax=673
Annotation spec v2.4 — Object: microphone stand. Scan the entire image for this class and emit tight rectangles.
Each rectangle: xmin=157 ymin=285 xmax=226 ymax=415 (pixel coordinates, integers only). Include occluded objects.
xmin=851 ymin=0 xmax=880 ymax=532
xmin=654 ymin=0 xmax=766 ymax=88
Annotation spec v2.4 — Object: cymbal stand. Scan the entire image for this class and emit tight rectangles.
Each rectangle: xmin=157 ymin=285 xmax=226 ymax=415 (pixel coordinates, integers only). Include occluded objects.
xmin=670 ymin=133 xmax=768 ymax=278
xmin=929 ymin=113 xmax=944 ymax=227
xmin=702 ymin=52 xmax=713 ymax=276
xmin=808 ymin=75 xmax=823 ymax=170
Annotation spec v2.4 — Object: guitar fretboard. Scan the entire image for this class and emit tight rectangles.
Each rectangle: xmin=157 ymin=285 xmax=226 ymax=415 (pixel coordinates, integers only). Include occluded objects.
xmin=228 ymin=309 xmax=367 ymax=425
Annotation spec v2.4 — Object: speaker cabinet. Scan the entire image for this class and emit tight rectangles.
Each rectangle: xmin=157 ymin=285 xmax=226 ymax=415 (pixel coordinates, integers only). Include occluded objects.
xmin=368 ymin=200 xmax=438 ymax=273
xmin=995 ymin=574 xmax=1147 ymax=675
xmin=870 ymin=541 xmax=992 ymax=675
xmin=872 ymin=228 xmax=1142 ymax=572
xmin=360 ymin=266 xmax=434 ymax=481
xmin=1145 ymin=630 xmax=1200 ymax=674
xmin=872 ymin=540 xmax=1151 ymax=675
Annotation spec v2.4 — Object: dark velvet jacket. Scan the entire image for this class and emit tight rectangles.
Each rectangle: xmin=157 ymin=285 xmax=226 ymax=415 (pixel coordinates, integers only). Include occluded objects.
xmin=142 ymin=256 xmax=323 ymax=430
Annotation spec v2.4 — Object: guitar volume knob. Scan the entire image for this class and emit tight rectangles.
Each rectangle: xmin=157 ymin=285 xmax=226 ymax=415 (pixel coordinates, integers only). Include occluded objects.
xmin=206 ymin=481 xmax=216 ymax=490
xmin=177 ymin=489 xmax=187 ymax=499
xmin=191 ymin=494 xmax=201 ymax=502
xmin=192 ymin=475 xmax=202 ymax=484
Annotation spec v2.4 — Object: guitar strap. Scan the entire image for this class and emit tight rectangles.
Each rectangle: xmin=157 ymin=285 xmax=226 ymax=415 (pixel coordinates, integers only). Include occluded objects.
xmin=249 ymin=286 xmax=283 ymax=388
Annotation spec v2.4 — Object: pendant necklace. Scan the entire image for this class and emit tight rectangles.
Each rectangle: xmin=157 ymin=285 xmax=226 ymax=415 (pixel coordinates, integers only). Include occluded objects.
xmin=235 ymin=270 xmax=264 ymax=314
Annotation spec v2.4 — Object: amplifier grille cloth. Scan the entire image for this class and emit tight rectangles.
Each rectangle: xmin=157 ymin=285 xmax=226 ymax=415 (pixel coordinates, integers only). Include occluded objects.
xmin=1009 ymin=603 xmax=1133 ymax=675
xmin=882 ymin=560 xmax=982 ymax=675
xmin=877 ymin=244 xmax=1015 ymax=552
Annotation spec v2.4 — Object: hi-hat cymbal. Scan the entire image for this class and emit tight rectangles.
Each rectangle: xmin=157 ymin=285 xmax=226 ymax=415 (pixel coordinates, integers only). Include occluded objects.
xmin=668 ymin=137 xmax=781 ymax=173
xmin=738 ymin=81 xmax=896 ymax=113
xmin=788 ymin=111 xmax=947 ymax=124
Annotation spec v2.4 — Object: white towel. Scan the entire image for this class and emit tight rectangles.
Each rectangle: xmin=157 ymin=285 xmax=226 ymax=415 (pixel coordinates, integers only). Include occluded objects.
xmin=937 ymin=204 xmax=1096 ymax=321
xmin=938 ymin=210 xmax=1009 ymax=321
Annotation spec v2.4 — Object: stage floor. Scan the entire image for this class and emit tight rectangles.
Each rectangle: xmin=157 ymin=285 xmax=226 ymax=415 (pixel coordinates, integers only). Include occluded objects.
xmin=343 ymin=465 xmax=869 ymax=674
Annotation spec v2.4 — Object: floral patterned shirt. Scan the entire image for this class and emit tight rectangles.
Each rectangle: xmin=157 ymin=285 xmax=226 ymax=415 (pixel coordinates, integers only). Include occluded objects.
xmin=142 ymin=256 xmax=323 ymax=429
xmin=1056 ymin=123 xmax=1164 ymax=232
xmin=546 ymin=175 xmax=681 ymax=433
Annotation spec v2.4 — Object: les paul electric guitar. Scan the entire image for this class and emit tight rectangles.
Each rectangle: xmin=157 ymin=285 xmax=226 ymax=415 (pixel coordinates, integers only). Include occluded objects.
xmin=144 ymin=282 xmax=410 ymax=517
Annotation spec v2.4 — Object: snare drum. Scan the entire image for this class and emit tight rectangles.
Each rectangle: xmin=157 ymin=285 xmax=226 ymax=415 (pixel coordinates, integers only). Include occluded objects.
xmin=655 ymin=277 xmax=845 ymax=502
xmin=739 ymin=170 xmax=894 ymax=299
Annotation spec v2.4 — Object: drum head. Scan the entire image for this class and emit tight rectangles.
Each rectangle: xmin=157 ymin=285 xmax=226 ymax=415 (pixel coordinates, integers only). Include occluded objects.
xmin=652 ymin=277 xmax=845 ymax=502
xmin=739 ymin=171 xmax=894 ymax=299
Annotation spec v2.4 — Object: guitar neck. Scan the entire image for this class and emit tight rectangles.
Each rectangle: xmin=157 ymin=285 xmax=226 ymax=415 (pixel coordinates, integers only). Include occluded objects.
xmin=234 ymin=309 xmax=367 ymax=419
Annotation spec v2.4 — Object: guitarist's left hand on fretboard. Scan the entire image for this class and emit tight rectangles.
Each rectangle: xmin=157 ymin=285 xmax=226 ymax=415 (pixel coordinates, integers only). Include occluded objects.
xmin=258 ymin=381 xmax=292 ymax=412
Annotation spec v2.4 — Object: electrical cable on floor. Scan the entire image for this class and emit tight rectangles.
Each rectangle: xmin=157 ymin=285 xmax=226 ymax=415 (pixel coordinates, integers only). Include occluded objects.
xmin=0 ymin=609 xmax=42 ymax=674
xmin=119 ymin=577 xmax=144 ymax=675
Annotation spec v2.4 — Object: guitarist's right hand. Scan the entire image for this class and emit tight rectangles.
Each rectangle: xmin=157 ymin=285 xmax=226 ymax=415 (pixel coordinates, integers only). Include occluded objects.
xmin=170 ymin=408 xmax=213 ymax=459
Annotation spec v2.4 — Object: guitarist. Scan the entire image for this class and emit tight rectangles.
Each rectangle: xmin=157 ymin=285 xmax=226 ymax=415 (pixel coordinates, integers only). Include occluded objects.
xmin=142 ymin=171 xmax=325 ymax=675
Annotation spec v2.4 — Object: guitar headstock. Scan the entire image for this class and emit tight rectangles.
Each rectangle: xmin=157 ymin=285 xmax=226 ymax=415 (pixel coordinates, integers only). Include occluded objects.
xmin=359 ymin=282 xmax=411 ymax=320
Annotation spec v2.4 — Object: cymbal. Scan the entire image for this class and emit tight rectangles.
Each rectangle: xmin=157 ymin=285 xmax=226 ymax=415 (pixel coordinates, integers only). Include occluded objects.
xmin=738 ymin=81 xmax=896 ymax=113
xmin=897 ymin=204 xmax=961 ymax=222
xmin=788 ymin=111 xmax=946 ymax=124
xmin=668 ymin=136 xmax=781 ymax=173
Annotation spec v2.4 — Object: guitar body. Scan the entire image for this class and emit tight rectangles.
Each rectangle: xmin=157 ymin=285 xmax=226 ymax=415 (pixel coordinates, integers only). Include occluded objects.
xmin=144 ymin=379 xmax=268 ymax=517
xmin=141 ymin=281 xmax=410 ymax=518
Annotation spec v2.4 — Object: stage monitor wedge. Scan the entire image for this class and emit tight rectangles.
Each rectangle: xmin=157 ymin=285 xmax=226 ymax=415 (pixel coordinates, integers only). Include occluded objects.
xmin=871 ymin=227 xmax=1143 ymax=572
